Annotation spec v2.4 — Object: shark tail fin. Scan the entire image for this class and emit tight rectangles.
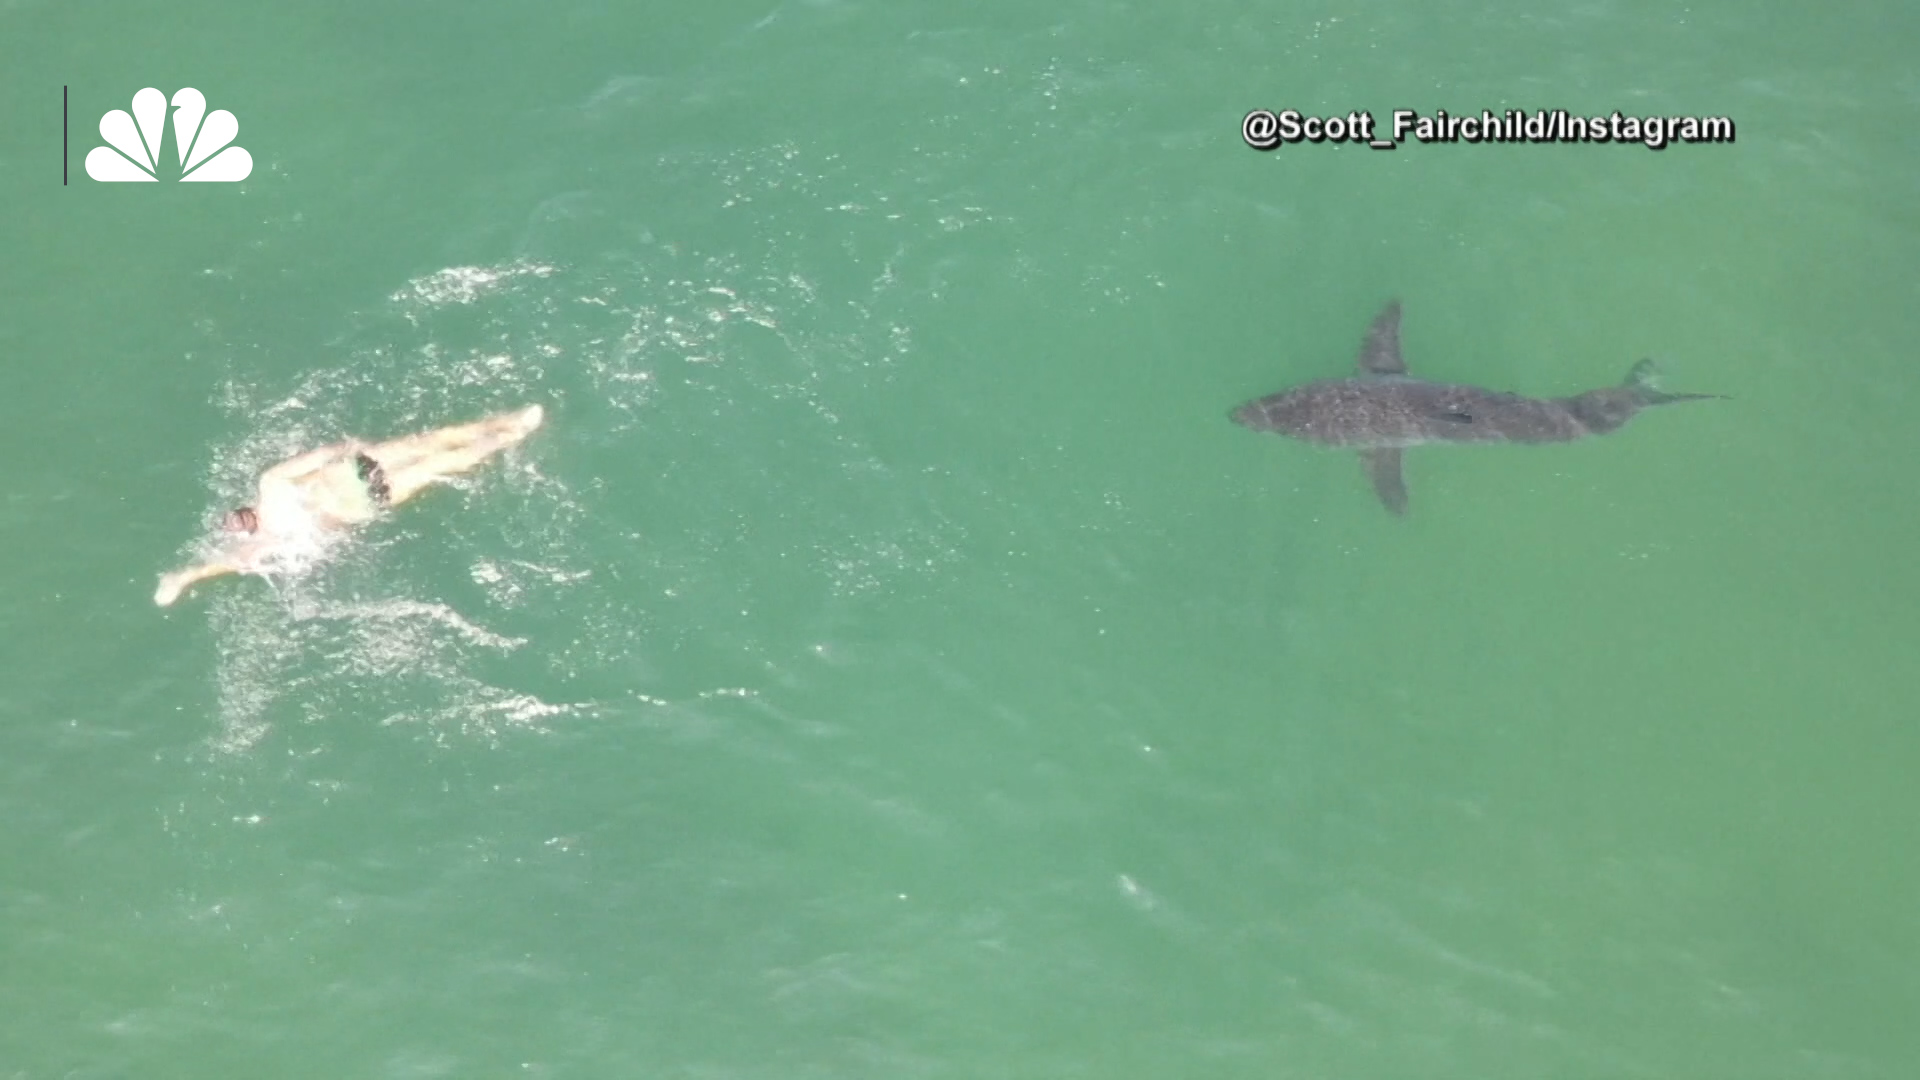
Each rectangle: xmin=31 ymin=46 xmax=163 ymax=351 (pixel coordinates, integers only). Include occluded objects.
xmin=1624 ymin=358 xmax=1727 ymax=405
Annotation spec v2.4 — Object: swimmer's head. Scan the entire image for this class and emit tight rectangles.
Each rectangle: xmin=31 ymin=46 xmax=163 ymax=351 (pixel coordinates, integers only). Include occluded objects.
xmin=222 ymin=506 xmax=259 ymax=534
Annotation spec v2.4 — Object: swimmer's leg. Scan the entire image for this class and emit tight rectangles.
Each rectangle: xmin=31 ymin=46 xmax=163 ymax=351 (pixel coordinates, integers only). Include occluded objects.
xmin=368 ymin=405 xmax=544 ymax=506
xmin=366 ymin=406 xmax=542 ymax=469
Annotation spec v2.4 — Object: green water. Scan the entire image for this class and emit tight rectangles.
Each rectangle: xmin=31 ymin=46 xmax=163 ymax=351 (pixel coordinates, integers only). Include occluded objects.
xmin=5 ymin=0 xmax=1919 ymax=1075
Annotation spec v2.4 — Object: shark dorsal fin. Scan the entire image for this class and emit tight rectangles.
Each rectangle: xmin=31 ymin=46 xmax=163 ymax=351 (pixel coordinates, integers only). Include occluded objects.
xmin=1356 ymin=300 xmax=1405 ymax=377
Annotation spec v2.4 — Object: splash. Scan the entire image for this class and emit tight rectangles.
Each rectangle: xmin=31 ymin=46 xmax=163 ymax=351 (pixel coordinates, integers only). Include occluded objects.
xmin=207 ymin=584 xmax=586 ymax=754
xmin=388 ymin=260 xmax=557 ymax=310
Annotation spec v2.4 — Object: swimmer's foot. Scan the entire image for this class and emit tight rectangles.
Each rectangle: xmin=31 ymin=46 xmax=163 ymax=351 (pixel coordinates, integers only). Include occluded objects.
xmin=483 ymin=405 xmax=544 ymax=451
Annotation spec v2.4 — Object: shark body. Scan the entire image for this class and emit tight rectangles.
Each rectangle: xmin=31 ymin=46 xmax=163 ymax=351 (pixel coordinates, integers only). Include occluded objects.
xmin=1230 ymin=301 xmax=1722 ymax=514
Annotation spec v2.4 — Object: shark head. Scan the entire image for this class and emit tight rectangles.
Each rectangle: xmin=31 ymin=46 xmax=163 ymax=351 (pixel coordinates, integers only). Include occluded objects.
xmin=1229 ymin=400 xmax=1272 ymax=429
xmin=1567 ymin=359 xmax=1725 ymax=434
xmin=1229 ymin=389 xmax=1330 ymax=438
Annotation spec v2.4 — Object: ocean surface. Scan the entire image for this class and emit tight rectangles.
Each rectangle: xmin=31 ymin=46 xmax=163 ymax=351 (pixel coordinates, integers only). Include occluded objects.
xmin=4 ymin=1 xmax=1919 ymax=1076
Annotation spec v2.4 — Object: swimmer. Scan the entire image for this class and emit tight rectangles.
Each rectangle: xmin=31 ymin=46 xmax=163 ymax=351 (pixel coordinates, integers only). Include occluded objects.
xmin=155 ymin=404 xmax=545 ymax=606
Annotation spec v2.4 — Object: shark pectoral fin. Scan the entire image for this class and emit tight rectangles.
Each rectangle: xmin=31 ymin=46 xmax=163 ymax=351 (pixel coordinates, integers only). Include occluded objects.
xmin=1355 ymin=300 xmax=1406 ymax=377
xmin=1361 ymin=448 xmax=1408 ymax=516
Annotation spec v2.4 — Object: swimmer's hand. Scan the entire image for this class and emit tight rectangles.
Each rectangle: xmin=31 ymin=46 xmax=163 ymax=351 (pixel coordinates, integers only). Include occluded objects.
xmin=154 ymin=572 xmax=191 ymax=607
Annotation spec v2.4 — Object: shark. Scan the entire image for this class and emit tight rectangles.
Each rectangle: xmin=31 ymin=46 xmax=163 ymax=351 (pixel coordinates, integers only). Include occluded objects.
xmin=1230 ymin=300 xmax=1724 ymax=515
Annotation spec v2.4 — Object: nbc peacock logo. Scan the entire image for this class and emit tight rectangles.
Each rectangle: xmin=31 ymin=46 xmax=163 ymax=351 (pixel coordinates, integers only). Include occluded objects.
xmin=85 ymin=87 xmax=253 ymax=183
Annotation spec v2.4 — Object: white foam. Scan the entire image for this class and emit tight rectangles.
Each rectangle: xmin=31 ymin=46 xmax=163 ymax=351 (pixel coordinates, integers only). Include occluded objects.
xmin=389 ymin=259 xmax=557 ymax=309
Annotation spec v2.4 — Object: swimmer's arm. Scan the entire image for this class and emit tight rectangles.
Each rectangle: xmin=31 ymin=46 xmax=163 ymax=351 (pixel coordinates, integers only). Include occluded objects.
xmin=154 ymin=560 xmax=241 ymax=607
xmin=258 ymin=439 xmax=364 ymax=485
xmin=254 ymin=440 xmax=367 ymax=513
xmin=155 ymin=533 xmax=277 ymax=605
